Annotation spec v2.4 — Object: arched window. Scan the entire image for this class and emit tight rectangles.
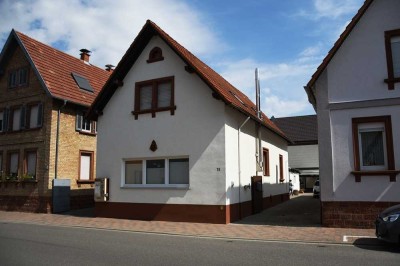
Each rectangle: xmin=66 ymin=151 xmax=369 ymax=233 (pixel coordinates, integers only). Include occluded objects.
xmin=147 ymin=47 xmax=164 ymax=63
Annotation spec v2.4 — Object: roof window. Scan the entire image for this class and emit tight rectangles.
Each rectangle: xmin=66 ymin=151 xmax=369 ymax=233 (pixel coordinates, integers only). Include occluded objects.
xmin=71 ymin=73 xmax=94 ymax=93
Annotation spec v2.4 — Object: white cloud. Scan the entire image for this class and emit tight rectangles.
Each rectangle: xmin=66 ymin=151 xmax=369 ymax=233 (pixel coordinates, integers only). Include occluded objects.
xmin=0 ymin=0 xmax=224 ymax=68
xmin=297 ymin=0 xmax=363 ymax=21
xmin=215 ymin=50 xmax=319 ymax=117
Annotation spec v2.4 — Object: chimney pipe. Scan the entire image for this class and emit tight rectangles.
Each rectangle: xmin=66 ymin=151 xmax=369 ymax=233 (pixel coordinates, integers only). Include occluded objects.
xmin=105 ymin=64 xmax=115 ymax=72
xmin=80 ymin=49 xmax=91 ymax=62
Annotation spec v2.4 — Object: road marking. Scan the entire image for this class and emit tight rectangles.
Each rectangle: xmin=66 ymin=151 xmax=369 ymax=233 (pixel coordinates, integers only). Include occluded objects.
xmin=342 ymin=235 xmax=373 ymax=242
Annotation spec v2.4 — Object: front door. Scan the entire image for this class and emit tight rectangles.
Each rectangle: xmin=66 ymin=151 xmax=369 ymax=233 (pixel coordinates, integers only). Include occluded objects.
xmin=251 ymin=176 xmax=263 ymax=214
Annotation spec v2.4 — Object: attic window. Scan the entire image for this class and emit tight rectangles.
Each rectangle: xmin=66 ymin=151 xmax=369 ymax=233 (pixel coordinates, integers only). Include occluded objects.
xmin=71 ymin=73 xmax=93 ymax=93
xmin=229 ymin=91 xmax=247 ymax=107
xmin=147 ymin=47 xmax=164 ymax=63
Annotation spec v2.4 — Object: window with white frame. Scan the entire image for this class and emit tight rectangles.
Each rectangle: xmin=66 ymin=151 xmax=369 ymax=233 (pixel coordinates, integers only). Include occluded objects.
xmin=28 ymin=103 xmax=43 ymax=129
xmin=24 ymin=150 xmax=37 ymax=179
xmin=7 ymin=151 xmax=19 ymax=179
xmin=124 ymin=158 xmax=189 ymax=187
xmin=76 ymin=113 xmax=96 ymax=134
xmin=358 ymin=123 xmax=387 ymax=170
xmin=11 ymin=107 xmax=22 ymax=131
xmin=79 ymin=151 xmax=93 ymax=181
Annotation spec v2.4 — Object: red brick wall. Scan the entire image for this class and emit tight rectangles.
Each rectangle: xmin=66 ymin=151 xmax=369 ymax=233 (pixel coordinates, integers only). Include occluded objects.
xmin=322 ymin=201 xmax=399 ymax=228
xmin=0 ymin=195 xmax=51 ymax=213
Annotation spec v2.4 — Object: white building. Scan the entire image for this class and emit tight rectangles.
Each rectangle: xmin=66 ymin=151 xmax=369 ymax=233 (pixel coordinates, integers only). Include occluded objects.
xmin=271 ymin=115 xmax=319 ymax=192
xmin=89 ymin=20 xmax=291 ymax=223
xmin=305 ymin=0 xmax=400 ymax=228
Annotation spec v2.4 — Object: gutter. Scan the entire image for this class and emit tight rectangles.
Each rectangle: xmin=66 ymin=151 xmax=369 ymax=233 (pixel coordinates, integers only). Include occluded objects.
xmin=238 ymin=116 xmax=251 ymax=219
xmin=55 ymin=100 xmax=67 ymax=179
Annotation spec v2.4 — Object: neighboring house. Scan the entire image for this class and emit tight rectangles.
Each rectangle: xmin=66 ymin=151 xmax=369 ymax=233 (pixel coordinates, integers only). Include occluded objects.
xmin=271 ymin=115 xmax=319 ymax=192
xmin=304 ymin=0 xmax=400 ymax=228
xmin=0 ymin=30 xmax=111 ymax=212
xmin=88 ymin=20 xmax=291 ymax=224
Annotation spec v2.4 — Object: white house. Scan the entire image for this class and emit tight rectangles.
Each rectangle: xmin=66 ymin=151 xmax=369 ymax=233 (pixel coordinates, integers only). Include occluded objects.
xmin=88 ymin=20 xmax=291 ymax=224
xmin=271 ymin=115 xmax=319 ymax=192
xmin=305 ymin=0 xmax=400 ymax=228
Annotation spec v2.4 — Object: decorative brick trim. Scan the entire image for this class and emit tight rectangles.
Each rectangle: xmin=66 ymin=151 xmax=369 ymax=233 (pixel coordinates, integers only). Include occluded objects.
xmin=321 ymin=201 xmax=400 ymax=228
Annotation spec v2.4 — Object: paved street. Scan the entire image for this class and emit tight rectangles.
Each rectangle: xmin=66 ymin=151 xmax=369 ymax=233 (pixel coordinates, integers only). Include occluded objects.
xmin=0 ymin=194 xmax=379 ymax=245
xmin=0 ymin=223 xmax=399 ymax=266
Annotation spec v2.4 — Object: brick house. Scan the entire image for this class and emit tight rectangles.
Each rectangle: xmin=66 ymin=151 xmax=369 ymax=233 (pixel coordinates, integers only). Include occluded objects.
xmin=0 ymin=30 xmax=110 ymax=212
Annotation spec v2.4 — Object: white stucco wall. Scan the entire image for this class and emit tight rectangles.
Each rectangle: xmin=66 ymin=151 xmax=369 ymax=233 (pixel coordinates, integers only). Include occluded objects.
xmin=316 ymin=0 xmax=400 ymax=202
xmin=288 ymin=145 xmax=319 ymax=169
xmin=97 ymin=36 xmax=227 ymax=205
xmin=328 ymin=0 xmax=400 ymax=103
xmin=330 ymin=106 xmax=400 ymax=202
xmin=224 ymin=107 xmax=289 ymax=205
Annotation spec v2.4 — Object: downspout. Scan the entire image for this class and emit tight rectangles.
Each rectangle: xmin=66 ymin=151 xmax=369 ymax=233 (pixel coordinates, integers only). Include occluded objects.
xmin=238 ymin=116 xmax=250 ymax=219
xmin=55 ymin=100 xmax=67 ymax=179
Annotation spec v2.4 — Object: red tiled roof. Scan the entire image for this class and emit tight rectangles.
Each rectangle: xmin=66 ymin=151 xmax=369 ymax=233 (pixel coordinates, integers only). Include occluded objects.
xmin=89 ymin=20 xmax=289 ymax=142
xmin=306 ymin=0 xmax=373 ymax=91
xmin=13 ymin=31 xmax=111 ymax=107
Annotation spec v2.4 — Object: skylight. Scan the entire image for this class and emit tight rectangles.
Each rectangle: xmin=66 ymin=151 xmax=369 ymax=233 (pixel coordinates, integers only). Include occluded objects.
xmin=71 ymin=72 xmax=94 ymax=93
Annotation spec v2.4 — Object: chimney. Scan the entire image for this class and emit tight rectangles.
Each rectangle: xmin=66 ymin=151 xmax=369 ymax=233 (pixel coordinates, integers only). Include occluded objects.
xmin=80 ymin=49 xmax=91 ymax=62
xmin=105 ymin=64 xmax=115 ymax=72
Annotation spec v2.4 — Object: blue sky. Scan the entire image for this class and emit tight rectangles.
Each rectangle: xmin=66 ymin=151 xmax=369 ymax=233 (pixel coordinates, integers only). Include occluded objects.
xmin=0 ymin=0 xmax=364 ymax=117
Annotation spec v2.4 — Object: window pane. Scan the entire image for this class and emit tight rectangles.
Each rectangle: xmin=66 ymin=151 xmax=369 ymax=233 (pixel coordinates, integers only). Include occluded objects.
xmin=125 ymin=161 xmax=142 ymax=184
xmin=80 ymin=154 xmax=91 ymax=180
xmin=12 ymin=108 xmax=21 ymax=131
xmin=10 ymin=153 xmax=18 ymax=177
xmin=27 ymin=152 xmax=36 ymax=178
xmin=82 ymin=119 xmax=91 ymax=132
xmin=140 ymin=85 xmax=152 ymax=110
xmin=157 ymin=82 xmax=171 ymax=108
xmin=360 ymin=130 xmax=385 ymax=166
xmin=169 ymin=159 xmax=189 ymax=184
xmin=19 ymin=68 xmax=28 ymax=85
xmin=146 ymin=160 xmax=165 ymax=184
xmin=8 ymin=71 xmax=17 ymax=87
xmin=391 ymin=37 xmax=400 ymax=77
xmin=30 ymin=105 xmax=39 ymax=128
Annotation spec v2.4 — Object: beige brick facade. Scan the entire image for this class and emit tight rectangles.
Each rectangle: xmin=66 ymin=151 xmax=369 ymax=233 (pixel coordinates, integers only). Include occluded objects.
xmin=0 ymin=44 xmax=96 ymax=212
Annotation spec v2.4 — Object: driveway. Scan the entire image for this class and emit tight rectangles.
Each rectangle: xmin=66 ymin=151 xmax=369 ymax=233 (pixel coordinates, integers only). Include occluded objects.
xmin=236 ymin=193 xmax=321 ymax=227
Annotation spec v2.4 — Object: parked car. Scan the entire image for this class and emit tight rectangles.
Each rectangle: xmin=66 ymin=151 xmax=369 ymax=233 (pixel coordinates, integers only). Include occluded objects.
xmin=375 ymin=204 xmax=400 ymax=244
xmin=312 ymin=180 xmax=320 ymax=198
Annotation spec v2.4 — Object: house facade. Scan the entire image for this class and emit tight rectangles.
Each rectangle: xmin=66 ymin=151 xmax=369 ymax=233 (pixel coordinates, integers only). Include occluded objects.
xmin=0 ymin=30 xmax=110 ymax=212
xmin=89 ymin=20 xmax=291 ymax=224
xmin=271 ymin=115 xmax=319 ymax=192
xmin=305 ymin=0 xmax=400 ymax=228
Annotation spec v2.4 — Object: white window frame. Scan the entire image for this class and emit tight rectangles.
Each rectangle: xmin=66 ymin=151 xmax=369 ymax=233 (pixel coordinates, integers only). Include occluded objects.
xmin=358 ymin=122 xmax=388 ymax=171
xmin=122 ymin=157 xmax=189 ymax=188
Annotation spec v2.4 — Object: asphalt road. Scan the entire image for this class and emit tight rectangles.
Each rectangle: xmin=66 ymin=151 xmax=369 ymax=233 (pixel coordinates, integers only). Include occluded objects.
xmin=0 ymin=222 xmax=398 ymax=266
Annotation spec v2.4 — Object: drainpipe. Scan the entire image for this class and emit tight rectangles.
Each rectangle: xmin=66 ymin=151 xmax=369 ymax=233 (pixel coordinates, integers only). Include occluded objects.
xmin=55 ymin=100 xmax=67 ymax=179
xmin=238 ymin=116 xmax=250 ymax=219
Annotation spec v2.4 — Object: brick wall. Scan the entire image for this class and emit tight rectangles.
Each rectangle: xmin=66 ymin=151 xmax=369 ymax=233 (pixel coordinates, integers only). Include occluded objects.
xmin=322 ymin=201 xmax=399 ymax=228
xmin=0 ymin=40 xmax=95 ymax=212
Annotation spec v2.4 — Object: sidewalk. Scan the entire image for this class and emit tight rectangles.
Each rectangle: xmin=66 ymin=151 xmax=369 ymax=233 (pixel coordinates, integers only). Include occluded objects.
xmin=0 ymin=210 xmax=376 ymax=245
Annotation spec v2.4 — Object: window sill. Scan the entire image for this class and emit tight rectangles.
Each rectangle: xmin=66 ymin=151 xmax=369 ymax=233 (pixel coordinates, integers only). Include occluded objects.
xmin=77 ymin=130 xmax=97 ymax=136
xmin=121 ymin=184 xmax=189 ymax=189
xmin=351 ymin=170 xmax=400 ymax=182
xmin=132 ymin=106 xmax=177 ymax=119
xmin=76 ymin=180 xmax=95 ymax=184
